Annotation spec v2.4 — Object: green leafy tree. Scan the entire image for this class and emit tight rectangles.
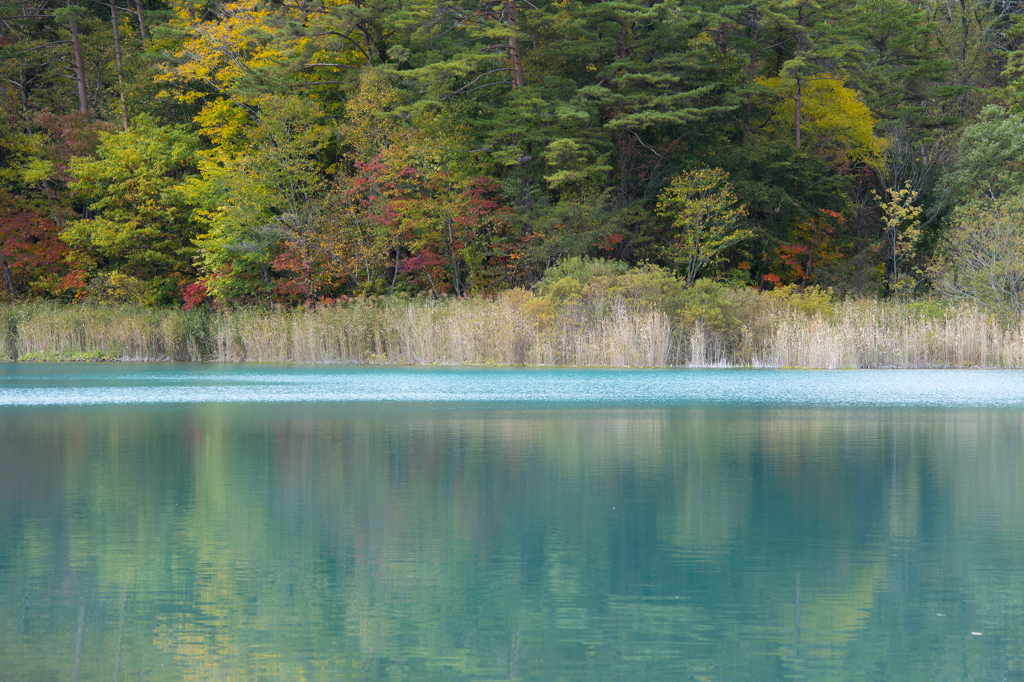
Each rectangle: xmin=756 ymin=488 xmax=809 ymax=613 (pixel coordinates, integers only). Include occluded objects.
xmin=945 ymin=105 xmax=1024 ymax=203
xmin=873 ymin=182 xmax=923 ymax=298
xmin=655 ymin=167 xmax=752 ymax=286
xmin=189 ymin=95 xmax=335 ymax=303
xmin=395 ymin=0 xmax=529 ymax=104
xmin=64 ymin=116 xmax=201 ymax=303
xmin=924 ymin=0 xmax=1015 ymax=115
xmin=935 ymin=195 xmax=1024 ymax=317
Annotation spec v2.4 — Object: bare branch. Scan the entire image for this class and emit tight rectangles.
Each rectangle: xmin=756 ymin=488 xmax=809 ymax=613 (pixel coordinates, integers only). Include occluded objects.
xmin=444 ymin=67 xmax=514 ymax=97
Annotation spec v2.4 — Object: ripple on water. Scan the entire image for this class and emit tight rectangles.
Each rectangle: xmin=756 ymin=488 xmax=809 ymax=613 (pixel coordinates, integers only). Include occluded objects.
xmin=2 ymin=365 xmax=1024 ymax=408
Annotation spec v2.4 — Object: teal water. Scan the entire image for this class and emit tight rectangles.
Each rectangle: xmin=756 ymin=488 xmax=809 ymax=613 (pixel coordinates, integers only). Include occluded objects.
xmin=1 ymin=366 xmax=1023 ymax=680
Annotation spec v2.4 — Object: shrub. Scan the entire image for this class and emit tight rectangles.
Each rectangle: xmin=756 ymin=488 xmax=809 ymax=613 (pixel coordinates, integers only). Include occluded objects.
xmin=933 ymin=196 xmax=1024 ymax=320
xmin=763 ymin=284 xmax=836 ymax=317
xmin=669 ymin=279 xmax=765 ymax=350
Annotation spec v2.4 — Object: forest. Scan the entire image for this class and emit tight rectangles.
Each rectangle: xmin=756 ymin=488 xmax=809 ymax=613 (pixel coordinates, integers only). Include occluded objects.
xmin=2 ymin=0 xmax=1024 ymax=318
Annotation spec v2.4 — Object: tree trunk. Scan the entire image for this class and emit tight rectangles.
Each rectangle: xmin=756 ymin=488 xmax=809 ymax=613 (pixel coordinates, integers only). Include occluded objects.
xmin=794 ymin=74 xmax=802 ymax=149
xmin=794 ymin=7 xmax=805 ymax=150
xmin=1 ymin=255 xmax=16 ymax=298
xmin=133 ymin=0 xmax=148 ymax=42
xmin=16 ymin=69 xmax=32 ymax=134
xmin=109 ymin=0 xmax=129 ymax=130
xmin=425 ymin=268 xmax=439 ymax=299
xmin=742 ymin=11 xmax=759 ymax=147
xmin=67 ymin=0 xmax=88 ymax=113
xmin=446 ymin=215 xmax=462 ymax=296
xmin=507 ymin=0 xmax=524 ymax=88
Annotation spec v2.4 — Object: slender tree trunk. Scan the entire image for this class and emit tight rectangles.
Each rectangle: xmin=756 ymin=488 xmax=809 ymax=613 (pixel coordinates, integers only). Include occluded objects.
xmin=425 ymin=268 xmax=439 ymax=299
xmin=92 ymin=57 xmax=103 ymax=110
xmin=390 ymin=248 xmax=399 ymax=292
xmin=446 ymin=215 xmax=462 ymax=296
xmin=109 ymin=0 xmax=129 ymax=130
xmin=305 ymin=244 xmax=314 ymax=304
xmin=17 ymin=69 xmax=32 ymax=134
xmin=67 ymin=0 xmax=88 ymax=113
xmin=794 ymin=7 xmax=805 ymax=150
xmin=1 ymin=255 xmax=16 ymax=298
xmin=794 ymin=74 xmax=802 ymax=149
xmin=959 ymin=0 xmax=968 ymax=65
xmin=507 ymin=0 xmax=524 ymax=88
xmin=742 ymin=12 xmax=759 ymax=147
xmin=717 ymin=22 xmax=728 ymax=54
xmin=133 ymin=0 xmax=148 ymax=42
xmin=889 ymin=227 xmax=898 ymax=298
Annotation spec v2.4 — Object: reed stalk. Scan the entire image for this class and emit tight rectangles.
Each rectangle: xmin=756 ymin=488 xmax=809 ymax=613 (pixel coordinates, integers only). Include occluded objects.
xmin=765 ymin=301 xmax=1024 ymax=368
xmin=3 ymin=296 xmax=1023 ymax=368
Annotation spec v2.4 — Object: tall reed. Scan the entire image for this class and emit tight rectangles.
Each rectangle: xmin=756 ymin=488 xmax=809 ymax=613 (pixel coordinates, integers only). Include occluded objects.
xmin=3 ymin=295 xmax=1023 ymax=368
xmin=2 ymin=302 xmax=214 ymax=362
xmin=765 ymin=301 xmax=1024 ymax=368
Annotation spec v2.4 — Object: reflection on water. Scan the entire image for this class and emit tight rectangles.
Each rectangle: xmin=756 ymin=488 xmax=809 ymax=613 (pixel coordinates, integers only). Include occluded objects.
xmin=0 ymin=367 xmax=1023 ymax=680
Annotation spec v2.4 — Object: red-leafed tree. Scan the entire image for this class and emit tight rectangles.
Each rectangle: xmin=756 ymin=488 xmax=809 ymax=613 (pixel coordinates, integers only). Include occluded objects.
xmin=319 ymin=132 xmax=518 ymax=297
xmin=0 ymin=193 xmax=69 ymax=299
xmin=389 ymin=173 xmax=517 ymax=296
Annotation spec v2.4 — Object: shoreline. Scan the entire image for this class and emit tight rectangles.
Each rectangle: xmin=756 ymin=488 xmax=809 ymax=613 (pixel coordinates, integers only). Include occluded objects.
xmin=3 ymin=356 xmax=1021 ymax=370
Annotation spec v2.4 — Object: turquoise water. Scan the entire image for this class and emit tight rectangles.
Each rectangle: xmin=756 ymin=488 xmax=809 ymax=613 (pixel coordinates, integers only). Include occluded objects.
xmin=4 ymin=364 xmax=1024 ymax=407
xmin=1 ymin=365 xmax=1023 ymax=680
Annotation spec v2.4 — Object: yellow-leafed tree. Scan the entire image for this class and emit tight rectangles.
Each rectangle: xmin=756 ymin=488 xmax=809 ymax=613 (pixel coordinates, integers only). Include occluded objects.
xmin=758 ymin=76 xmax=887 ymax=167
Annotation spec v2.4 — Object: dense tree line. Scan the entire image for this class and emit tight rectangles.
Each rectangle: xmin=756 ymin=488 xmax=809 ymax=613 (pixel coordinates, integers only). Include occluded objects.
xmin=1 ymin=0 xmax=1023 ymax=310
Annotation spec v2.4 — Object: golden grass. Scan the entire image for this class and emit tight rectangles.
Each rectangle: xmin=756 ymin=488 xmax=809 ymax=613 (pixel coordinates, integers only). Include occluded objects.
xmin=2 ymin=303 xmax=213 ymax=362
xmin=766 ymin=301 xmax=1024 ymax=368
xmin=3 ymin=295 xmax=1023 ymax=368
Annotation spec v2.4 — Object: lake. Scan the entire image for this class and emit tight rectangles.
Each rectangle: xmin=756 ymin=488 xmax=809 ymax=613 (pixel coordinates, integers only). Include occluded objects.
xmin=1 ymin=365 xmax=1023 ymax=680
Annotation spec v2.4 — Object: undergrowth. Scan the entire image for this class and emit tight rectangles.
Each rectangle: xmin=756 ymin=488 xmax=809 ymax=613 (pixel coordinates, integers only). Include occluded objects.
xmin=2 ymin=260 xmax=1022 ymax=368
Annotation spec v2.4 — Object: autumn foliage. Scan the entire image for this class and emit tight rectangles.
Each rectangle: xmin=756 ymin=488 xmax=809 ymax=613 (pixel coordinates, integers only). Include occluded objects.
xmin=0 ymin=194 xmax=68 ymax=299
xmin=3 ymin=0 xmax=1023 ymax=310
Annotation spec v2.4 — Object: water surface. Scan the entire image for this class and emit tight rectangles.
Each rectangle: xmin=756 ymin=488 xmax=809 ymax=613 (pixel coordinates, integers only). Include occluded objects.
xmin=1 ymin=365 xmax=1023 ymax=680
xmin=3 ymin=364 xmax=1024 ymax=407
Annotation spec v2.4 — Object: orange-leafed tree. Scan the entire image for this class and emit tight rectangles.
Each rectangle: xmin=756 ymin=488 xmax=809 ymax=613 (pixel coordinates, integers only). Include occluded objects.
xmin=775 ymin=209 xmax=847 ymax=286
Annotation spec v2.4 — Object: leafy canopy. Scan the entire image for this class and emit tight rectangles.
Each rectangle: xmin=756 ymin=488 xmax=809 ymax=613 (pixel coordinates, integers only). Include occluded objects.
xmin=655 ymin=167 xmax=752 ymax=286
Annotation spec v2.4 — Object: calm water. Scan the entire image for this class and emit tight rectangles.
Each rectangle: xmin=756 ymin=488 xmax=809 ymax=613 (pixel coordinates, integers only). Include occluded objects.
xmin=1 ymin=366 xmax=1023 ymax=681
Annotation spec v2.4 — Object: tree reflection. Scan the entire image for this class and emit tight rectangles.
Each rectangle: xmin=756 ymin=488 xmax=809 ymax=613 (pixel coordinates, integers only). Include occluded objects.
xmin=0 ymin=403 xmax=1022 ymax=680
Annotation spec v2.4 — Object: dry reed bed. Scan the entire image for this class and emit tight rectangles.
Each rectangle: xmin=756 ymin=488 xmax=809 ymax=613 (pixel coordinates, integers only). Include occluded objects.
xmin=767 ymin=302 xmax=1024 ymax=368
xmin=3 ymin=297 xmax=1024 ymax=368
xmin=5 ymin=306 xmax=211 ymax=362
